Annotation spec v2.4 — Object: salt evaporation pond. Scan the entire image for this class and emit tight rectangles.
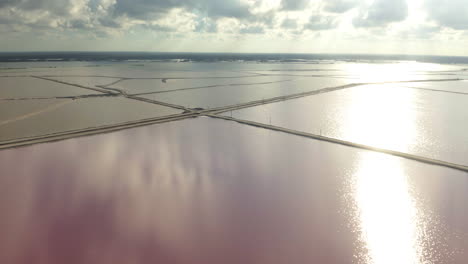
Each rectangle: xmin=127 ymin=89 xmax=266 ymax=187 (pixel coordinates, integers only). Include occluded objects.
xmin=1 ymin=58 xmax=468 ymax=264
xmin=0 ymin=118 xmax=467 ymax=264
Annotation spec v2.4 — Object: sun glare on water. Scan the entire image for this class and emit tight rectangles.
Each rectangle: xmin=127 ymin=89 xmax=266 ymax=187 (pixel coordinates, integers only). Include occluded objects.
xmin=351 ymin=152 xmax=427 ymax=264
xmin=339 ymin=62 xmax=444 ymax=263
xmin=340 ymin=82 xmax=418 ymax=153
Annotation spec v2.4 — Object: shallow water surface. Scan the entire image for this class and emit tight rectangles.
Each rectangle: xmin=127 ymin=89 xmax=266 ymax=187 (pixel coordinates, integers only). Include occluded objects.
xmin=110 ymin=75 xmax=293 ymax=94
xmin=402 ymin=80 xmax=468 ymax=94
xmin=1 ymin=60 xmax=468 ymax=264
xmin=0 ymin=97 xmax=180 ymax=141
xmin=0 ymin=77 xmax=101 ymax=98
xmin=229 ymin=84 xmax=468 ymax=165
xmin=0 ymin=118 xmax=467 ymax=264
xmin=139 ymin=77 xmax=352 ymax=109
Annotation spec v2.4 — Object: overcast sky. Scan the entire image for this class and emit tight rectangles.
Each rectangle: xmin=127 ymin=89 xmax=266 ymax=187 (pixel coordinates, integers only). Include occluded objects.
xmin=0 ymin=0 xmax=467 ymax=55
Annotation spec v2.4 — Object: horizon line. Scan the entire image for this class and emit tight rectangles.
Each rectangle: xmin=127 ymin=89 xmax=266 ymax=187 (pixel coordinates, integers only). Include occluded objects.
xmin=0 ymin=51 xmax=467 ymax=58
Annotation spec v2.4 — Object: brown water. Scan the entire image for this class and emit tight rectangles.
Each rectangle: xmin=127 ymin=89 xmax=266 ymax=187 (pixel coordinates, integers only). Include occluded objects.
xmin=0 ymin=117 xmax=467 ymax=264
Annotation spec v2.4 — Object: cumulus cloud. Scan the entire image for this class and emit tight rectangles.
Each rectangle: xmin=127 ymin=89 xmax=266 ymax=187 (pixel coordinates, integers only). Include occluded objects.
xmin=323 ymin=0 xmax=358 ymax=13
xmin=195 ymin=17 xmax=217 ymax=33
xmin=239 ymin=25 xmax=265 ymax=34
xmin=281 ymin=18 xmax=298 ymax=29
xmin=0 ymin=0 xmax=467 ymax=52
xmin=0 ymin=0 xmax=409 ymax=34
xmin=0 ymin=0 xmax=16 ymax=8
xmin=280 ymin=0 xmax=310 ymax=11
xmin=353 ymin=0 xmax=408 ymax=27
xmin=112 ymin=0 xmax=252 ymax=20
xmin=304 ymin=15 xmax=337 ymax=30
xmin=425 ymin=0 xmax=468 ymax=30
xmin=0 ymin=0 xmax=71 ymax=14
xmin=98 ymin=17 xmax=122 ymax=29
xmin=0 ymin=0 xmax=275 ymax=38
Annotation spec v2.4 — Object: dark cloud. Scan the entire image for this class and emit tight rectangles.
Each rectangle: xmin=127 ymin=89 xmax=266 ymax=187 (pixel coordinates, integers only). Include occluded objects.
xmin=199 ymin=0 xmax=251 ymax=18
xmin=0 ymin=0 xmax=18 ymax=8
xmin=323 ymin=0 xmax=357 ymax=13
xmin=425 ymin=0 xmax=468 ymax=30
xmin=4 ymin=0 xmax=458 ymax=41
xmin=1 ymin=0 xmax=72 ymax=15
xmin=99 ymin=18 xmax=122 ymax=29
xmin=111 ymin=0 xmax=171 ymax=19
xmin=0 ymin=0 xmax=254 ymax=26
xmin=0 ymin=0 xmax=77 ymax=30
xmin=0 ymin=0 xmax=255 ymax=34
xmin=67 ymin=19 xmax=92 ymax=30
xmin=281 ymin=18 xmax=298 ymax=29
xmin=0 ymin=11 xmax=16 ymax=24
xmin=113 ymin=0 xmax=252 ymax=20
xmin=239 ymin=25 xmax=265 ymax=34
xmin=353 ymin=0 xmax=408 ymax=27
xmin=142 ymin=23 xmax=176 ymax=32
xmin=280 ymin=0 xmax=310 ymax=11
xmin=250 ymin=10 xmax=276 ymax=27
xmin=304 ymin=15 xmax=337 ymax=30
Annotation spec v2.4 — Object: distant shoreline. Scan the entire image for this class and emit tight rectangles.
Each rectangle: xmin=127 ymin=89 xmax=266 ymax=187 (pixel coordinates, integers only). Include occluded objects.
xmin=0 ymin=52 xmax=468 ymax=64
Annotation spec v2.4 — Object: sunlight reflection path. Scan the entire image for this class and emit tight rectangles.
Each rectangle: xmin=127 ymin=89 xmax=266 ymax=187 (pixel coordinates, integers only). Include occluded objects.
xmin=352 ymin=152 xmax=426 ymax=264
xmin=341 ymin=83 xmax=418 ymax=153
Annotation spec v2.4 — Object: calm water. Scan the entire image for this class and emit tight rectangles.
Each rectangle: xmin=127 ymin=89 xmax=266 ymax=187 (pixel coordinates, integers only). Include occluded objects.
xmin=0 ymin=118 xmax=467 ymax=264
xmin=111 ymin=75 xmax=293 ymax=94
xmin=230 ymin=83 xmax=468 ymax=165
xmin=140 ymin=77 xmax=351 ymax=109
xmin=402 ymin=80 xmax=468 ymax=93
xmin=1 ymin=58 xmax=468 ymax=263
xmin=0 ymin=97 xmax=180 ymax=141
xmin=0 ymin=77 xmax=100 ymax=97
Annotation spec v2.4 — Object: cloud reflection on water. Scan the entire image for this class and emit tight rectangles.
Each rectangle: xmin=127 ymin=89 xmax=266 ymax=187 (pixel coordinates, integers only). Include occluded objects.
xmin=0 ymin=118 xmax=467 ymax=264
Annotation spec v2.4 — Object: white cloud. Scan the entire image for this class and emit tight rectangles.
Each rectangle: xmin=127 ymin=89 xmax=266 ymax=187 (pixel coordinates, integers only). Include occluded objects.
xmin=0 ymin=0 xmax=467 ymax=55
xmin=353 ymin=0 xmax=408 ymax=27
xmin=281 ymin=18 xmax=298 ymax=29
xmin=323 ymin=0 xmax=358 ymax=13
xmin=305 ymin=15 xmax=338 ymax=30
xmin=425 ymin=0 xmax=468 ymax=30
